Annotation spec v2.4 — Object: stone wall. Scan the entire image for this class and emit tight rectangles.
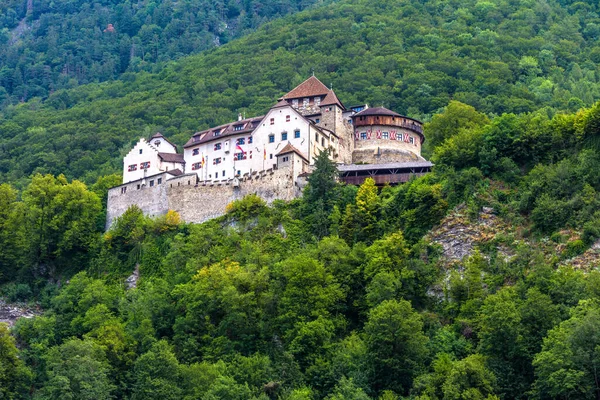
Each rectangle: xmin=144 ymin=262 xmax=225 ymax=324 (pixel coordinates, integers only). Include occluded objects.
xmin=106 ymin=167 xmax=300 ymax=229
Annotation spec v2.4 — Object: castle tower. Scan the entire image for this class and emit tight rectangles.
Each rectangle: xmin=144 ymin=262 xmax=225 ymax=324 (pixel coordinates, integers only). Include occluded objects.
xmin=351 ymin=107 xmax=425 ymax=164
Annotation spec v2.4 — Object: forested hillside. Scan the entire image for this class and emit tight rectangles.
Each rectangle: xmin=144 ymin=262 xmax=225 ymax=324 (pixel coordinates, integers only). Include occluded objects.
xmin=0 ymin=0 xmax=329 ymax=106
xmin=2 ymin=100 xmax=600 ymax=398
xmin=1 ymin=0 xmax=600 ymax=186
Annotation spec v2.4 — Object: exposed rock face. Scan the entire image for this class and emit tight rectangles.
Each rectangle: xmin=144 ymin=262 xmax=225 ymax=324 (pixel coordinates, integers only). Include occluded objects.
xmin=0 ymin=299 xmax=39 ymax=327
xmin=564 ymin=239 xmax=600 ymax=271
xmin=428 ymin=205 xmax=506 ymax=262
xmin=125 ymin=264 xmax=140 ymax=290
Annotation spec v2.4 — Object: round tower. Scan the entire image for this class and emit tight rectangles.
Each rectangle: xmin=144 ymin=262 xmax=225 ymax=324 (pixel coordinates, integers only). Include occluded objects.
xmin=351 ymin=107 xmax=425 ymax=164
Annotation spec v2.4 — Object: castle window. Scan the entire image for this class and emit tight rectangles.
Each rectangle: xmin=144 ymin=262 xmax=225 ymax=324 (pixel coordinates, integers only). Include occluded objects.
xmin=128 ymin=164 xmax=137 ymax=172
xmin=233 ymin=125 xmax=244 ymax=131
xmin=269 ymin=134 xmax=275 ymax=143
xmin=315 ymin=118 xmax=320 ymax=123
xmin=248 ymin=136 xmax=253 ymax=144
xmin=213 ymin=157 xmax=222 ymax=165
xmin=214 ymin=143 xmax=222 ymax=151
xmin=315 ymin=133 xmax=319 ymax=141
xmin=121 ymin=187 xmax=127 ymax=194
xmin=154 ymin=140 xmax=161 ymax=147
xmin=137 ymin=184 xmax=141 ymax=190
xmin=383 ymin=131 xmax=389 ymax=139
xmin=222 ymin=170 xmax=226 ymax=177
xmin=303 ymin=98 xmax=309 ymax=107
xmin=213 ymin=129 xmax=221 ymax=136
xmin=192 ymin=162 xmax=202 ymax=170
xmin=150 ymin=180 xmax=154 ymax=187
xmin=236 ymin=138 xmax=245 ymax=145
xmin=315 ymin=96 xmax=321 ymax=106
xmin=140 ymin=161 xmax=150 ymax=169
xmin=235 ymin=152 xmax=247 ymax=161
xmin=237 ymin=170 xmax=241 ymax=176
xmin=282 ymin=156 xmax=289 ymax=162
xmin=270 ymin=118 xmax=274 ymax=125
xmin=410 ymin=136 xmax=414 ymax=144
xmin=360 ymin=132 xmax=367 ymax=140
xmin=292 ymin=99 xmax=298 ymax=107
xmin=270 ymin=154 xmax=273 ymax=159
xmin=192 ymin=148 xmax=200 ymax=156
xmin=157 ymin=178 xmax=162 ymax=185
xmin=281 ymin=132 xmax=288 ymax=141
xmin=215 ymin=172 xmax=218 ymax=178
xmin=286 ymin=115 xmax=290 ymax=122
xmin=139 ymin=149 xmax=143 ymax=154
xmin=321 ymin=138 xmax=325 ymax=146
xmin=294 ymin=130 xmax=300 ymax=138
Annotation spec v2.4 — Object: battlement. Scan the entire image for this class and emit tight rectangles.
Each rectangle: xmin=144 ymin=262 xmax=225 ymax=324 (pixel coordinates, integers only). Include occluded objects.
xmin=106 ymin=166 xmax=300 ymax=229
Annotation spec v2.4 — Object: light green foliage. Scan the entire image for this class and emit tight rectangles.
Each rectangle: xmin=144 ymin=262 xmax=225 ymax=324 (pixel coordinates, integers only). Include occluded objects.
xmin=425 ymin=101 xmax=490 ymax=149
xmin=413 ymin=353 xmax=498 ymax=400
xmin=533 ymin=300 xmax=600 ymax=399
xmin=0 ymin=323 xmax=32 ymax=399
xmin=39 ymin=338 xmax=115 ymax=400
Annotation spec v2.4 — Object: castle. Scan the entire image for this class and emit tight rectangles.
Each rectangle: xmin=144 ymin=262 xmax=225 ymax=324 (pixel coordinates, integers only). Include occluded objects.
xmin=106 ymin=76 xmax=432 ymax=227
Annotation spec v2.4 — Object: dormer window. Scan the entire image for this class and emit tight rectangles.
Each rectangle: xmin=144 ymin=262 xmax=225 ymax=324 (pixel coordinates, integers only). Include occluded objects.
xmin=213 ymin=129 xmax=221 ymax=137
xmin=292 ymin=99 xmax=299 ymax=108
xmin=315 ymin=96 xmax=321 ymax=106
xmin=193 ymin=136 xmax=200 ymax=142
xmin=233 ymin=124 xmax=244 ymax=131
xmin=303 ymin=98 xmax=309 ymax=107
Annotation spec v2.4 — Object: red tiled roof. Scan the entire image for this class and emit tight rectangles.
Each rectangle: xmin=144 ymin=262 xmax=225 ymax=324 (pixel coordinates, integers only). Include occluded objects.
xmin=277 ymin=142 xmax=308 ymax=162
xmin=158 ymin=152 xmax=185 ymax=163
xmin=184 ymin=116 xmax=264 ymax=148
xmin=321 ymin=90 xmax=345 ymax=109
xmin=167 ymin=168 xmax=184 ymax=176
xmin=272 ymin=98 xmax=289 ymax=108
xmin=283 ymin=76 xmax=330 ymax=99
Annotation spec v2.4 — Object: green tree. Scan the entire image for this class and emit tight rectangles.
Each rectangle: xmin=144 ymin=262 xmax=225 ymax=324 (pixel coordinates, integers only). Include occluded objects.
xmin=364 ymin=299 xmax=428 ymax=395
xmin=425 ymin=101 xmax=490 ymax=149
xmin=0 ymin=323 xmax=32 ymax=399
xmin=40 ymin=338 xmax=115 ymax=400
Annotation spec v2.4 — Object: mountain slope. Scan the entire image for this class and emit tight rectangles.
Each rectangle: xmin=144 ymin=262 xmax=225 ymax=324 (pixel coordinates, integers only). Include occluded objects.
xmin=1 ymin=0 xmax=600 ymax=185
xmin=0 ymin=0 xmax=330 ymax=106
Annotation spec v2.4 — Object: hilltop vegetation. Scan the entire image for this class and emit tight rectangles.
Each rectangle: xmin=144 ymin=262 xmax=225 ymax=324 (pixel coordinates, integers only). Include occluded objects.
xmin=1 ymin=0 xmax=600 ymax=186
xmin=0 ymin=0 xmax=329 ymax=106
xmin=2 ymin=99 xmax=600 ymax=398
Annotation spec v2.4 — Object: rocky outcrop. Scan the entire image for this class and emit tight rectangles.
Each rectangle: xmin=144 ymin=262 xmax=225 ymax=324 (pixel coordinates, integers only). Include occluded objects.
xmin=0 ymin=299 xmax=40 ymax=327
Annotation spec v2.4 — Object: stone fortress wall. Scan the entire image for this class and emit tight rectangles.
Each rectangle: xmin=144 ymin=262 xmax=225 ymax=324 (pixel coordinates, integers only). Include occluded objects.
xmin=106 ymin=167 xmax=301 ymax=229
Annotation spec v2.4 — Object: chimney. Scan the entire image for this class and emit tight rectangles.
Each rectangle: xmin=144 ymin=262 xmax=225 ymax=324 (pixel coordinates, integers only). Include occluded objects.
xmin=238 ymin=113 xmax=243 ymax=121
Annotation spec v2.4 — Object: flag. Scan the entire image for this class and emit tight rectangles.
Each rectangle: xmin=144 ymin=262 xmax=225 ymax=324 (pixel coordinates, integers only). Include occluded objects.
xmin=201 ymin=154 xmax=205 ymax=166
xmin=263 ymin=146 xmax=266 ymax=160
xmin=236 ymin=144 xmax=244 ymax=153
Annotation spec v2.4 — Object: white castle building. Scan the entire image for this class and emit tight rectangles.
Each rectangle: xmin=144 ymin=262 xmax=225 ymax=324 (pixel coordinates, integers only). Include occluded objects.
xmin=109 ymin=76 xmax=432 ymax=227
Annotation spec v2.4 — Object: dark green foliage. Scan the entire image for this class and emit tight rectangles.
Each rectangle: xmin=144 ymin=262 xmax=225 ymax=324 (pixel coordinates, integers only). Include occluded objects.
xmin=2 ymin=0 xmax=600 ymax=186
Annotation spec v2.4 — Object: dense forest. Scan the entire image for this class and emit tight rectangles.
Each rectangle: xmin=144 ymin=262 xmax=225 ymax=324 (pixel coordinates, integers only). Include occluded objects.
xmin=2 ymin=99 xmax=600 ymax=398
xmin=2 ymin=0 xmax=600 ymax=398
xmin=0 ymin=0 xmax=329 ymax=106
xmin=1 ymin=0 xmax=600 ymax=187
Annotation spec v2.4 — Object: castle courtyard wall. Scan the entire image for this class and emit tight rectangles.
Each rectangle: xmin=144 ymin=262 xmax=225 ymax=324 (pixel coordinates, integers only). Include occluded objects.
xmin=106 ymin=168 xmax=300 ymax=229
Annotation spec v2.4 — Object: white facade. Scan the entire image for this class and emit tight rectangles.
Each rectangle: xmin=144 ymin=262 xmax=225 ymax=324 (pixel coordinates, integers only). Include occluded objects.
xmin=184 ymin=104 xmax=333 ymax=182
xmin=123 ymin=137 xmax=184 ymax=184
